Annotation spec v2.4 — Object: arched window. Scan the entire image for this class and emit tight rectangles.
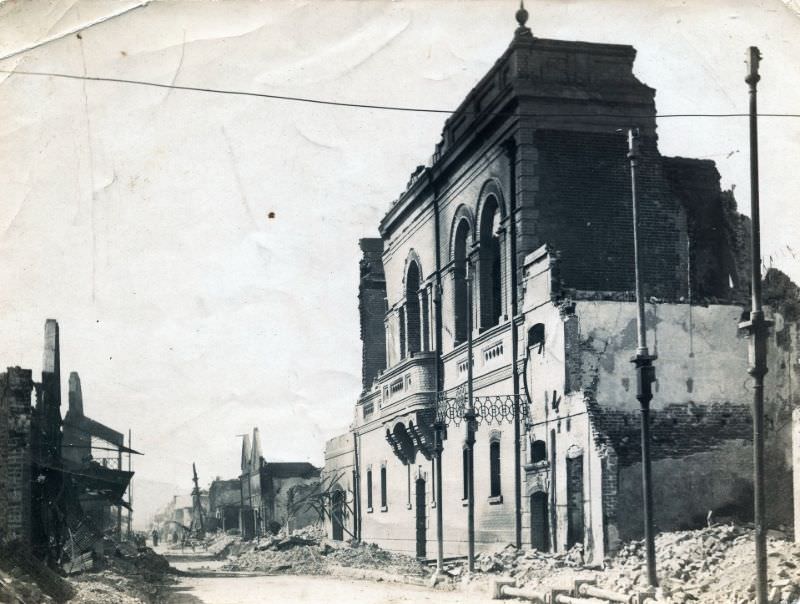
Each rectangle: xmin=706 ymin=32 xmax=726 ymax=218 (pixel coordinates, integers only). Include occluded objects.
xmin=453 ymin=219 xmax=471 ymax=344
xmin=462 ymin=447 xmax=469 ymax=500
xmin=380 ymin=465 xmax=388 ymax=510
xmin=366 ymin=467 xmax=373 ymax=511
xmin=528 ymin=323 xmax=545 ymax=354
xmin=479 ymin=196 xmax=502 ymax=330
xmin=531 ymin=440 xmax=547 ymax=463
xmin=489 ymin=440 xmax=502 ymax=498
xmin=405 ymin=261 xmax=422 ymax=355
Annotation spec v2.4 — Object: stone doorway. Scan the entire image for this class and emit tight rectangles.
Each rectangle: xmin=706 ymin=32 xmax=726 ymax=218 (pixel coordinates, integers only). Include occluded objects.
xmin=331 ymin=490 xmax=344 ymax=541
xmin=530 ymin=491 xmax=550 ymax=552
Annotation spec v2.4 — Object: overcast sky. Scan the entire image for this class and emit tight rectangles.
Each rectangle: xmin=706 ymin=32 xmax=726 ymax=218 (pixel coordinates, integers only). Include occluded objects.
xmin=1 ymin=0 xmax=798 ymax=527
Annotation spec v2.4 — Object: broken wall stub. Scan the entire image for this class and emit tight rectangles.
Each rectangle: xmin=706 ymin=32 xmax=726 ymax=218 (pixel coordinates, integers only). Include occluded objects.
xmin=0 ymin=367 xmax=34 ymax=545
xmin=322 ymin=433 xmax=355 ymax=542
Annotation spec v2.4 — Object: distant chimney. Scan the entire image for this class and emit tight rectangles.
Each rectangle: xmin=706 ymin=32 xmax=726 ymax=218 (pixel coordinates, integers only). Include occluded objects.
xmin=68 ymin=372 xmax=83 ymax=416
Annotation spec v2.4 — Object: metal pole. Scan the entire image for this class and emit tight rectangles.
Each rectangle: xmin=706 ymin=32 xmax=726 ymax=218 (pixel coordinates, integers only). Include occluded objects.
xmin=429 ymin=169 xmax=446 ymax=573
xmin=465 ymin=262 xmax=476 ymax=573
xmin=127 ymin=429 xmax=132 ymax=538
xmin=627 ymin=128 xmax=658 ymax=588
xmin=434 ymin=421 xmax=444 ymax=571
xmin=740 ymin=45 xmax=769 ymax=604
xmin=507 ymin=139 xmax=523 ymax=550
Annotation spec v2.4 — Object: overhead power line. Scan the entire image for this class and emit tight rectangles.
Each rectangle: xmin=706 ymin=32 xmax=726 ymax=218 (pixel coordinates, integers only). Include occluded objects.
xmin=2 ymin=69 xmax=800 ymax=119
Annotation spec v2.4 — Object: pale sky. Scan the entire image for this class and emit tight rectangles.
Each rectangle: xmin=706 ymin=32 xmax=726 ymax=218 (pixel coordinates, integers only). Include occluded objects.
xmin=1 ymin=0 xmax=799 ymax=527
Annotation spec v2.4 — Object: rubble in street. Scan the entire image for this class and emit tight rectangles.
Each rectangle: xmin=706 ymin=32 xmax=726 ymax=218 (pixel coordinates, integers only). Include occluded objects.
xmin=451 ymin=523 xmax=800 ymax=604
xmin=218 ymin=523 xmax=800 ymax=603
xmin=221 ymin=525 xmax=427 ymax=578
xmin=66 ymin=541 xmax=175 ymax=604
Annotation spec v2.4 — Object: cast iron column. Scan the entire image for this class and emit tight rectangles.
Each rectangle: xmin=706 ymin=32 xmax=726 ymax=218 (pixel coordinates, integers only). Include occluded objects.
xmin=739 ymin=45 xmax=769 ymax=604
xmin=465 ymin=263 xmax=476 ymax=573
xmin=627 ymin=128 xmax=658 ymax=588
xmin=434 ymin=419 xmax=445 ymax=571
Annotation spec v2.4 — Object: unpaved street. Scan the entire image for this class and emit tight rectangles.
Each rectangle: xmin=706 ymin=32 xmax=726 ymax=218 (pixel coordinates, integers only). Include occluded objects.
xmin=163 ymin=574 xmax=494 ymax=604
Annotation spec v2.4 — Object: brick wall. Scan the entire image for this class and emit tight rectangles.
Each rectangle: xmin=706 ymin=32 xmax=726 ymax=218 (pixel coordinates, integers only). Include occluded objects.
xmin=359 ymin=239 xmax=387 ymax=391
xmin=663 ymin=157 xmax=750 ymax=301
xmin=0 ymin=367 xmax=34 ymax=544
xmin=533 ymin=130 xmax=688 ymax=301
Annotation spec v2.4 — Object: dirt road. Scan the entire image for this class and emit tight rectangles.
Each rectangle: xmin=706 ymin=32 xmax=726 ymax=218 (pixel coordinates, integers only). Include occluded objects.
xmin=163 ymin=573 xmax=495 ymax=604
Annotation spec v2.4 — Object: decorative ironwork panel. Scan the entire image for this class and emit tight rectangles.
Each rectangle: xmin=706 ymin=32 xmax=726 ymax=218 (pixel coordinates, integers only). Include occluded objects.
xmin=435 ymin=388 xmax=529 ymax=428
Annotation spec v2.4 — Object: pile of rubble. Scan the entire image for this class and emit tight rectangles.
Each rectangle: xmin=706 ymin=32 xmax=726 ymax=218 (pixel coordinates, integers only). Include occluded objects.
xmin=439 ymin=524 xmax=800 ymax=603
xmin=440 ymin=542 xmax=586 ymax=583
xmin=68 ymin=542 xmax=174 ymax=603
xmin=222 ymin=525 xmax=427 ymax=578
xmin=0 ymin=541 xmax=75 ymax=603
xmin=596 ymin=524 xmax=800 ymax=603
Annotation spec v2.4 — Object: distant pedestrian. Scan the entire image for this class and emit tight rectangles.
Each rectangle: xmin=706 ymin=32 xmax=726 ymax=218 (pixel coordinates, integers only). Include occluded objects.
xmin=151 ymin=529 xmax=159 ymax=547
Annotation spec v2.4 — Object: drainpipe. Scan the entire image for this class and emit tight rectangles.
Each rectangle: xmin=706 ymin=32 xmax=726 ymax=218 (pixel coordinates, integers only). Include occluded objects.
xmin=506 ymin=138 xmax=522 ymax=550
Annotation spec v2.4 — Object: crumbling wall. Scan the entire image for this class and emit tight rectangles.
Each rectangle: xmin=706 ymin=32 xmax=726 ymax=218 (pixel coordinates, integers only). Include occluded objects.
xmin=359 ymin=239 xmax=387 ymax=391
xmin=0 ymin=368 xmax=34 ymax=544
xmin=574 ymin=299 xmax=797 ymax=539
xmin=663 ymin=156 xmax=749 ymax=302
xmin=533 ymin=131 xmax=688 ymax=302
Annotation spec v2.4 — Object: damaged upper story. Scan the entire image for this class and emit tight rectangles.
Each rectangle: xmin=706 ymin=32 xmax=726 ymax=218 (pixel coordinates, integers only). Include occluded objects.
xmin=357 ymin=22 xmax=752 ymax=406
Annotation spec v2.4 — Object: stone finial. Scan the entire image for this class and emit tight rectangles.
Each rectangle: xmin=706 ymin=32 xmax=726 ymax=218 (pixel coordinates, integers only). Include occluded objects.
xmin=515 ymin=0 xmax=532 ymax=37
xmin=516 ymin=1 xmax=528 ymax=27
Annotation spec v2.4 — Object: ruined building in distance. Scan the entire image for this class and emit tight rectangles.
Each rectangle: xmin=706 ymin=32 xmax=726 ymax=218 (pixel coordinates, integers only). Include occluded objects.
xmin=323 ymin=10 xmax=799 ymax=562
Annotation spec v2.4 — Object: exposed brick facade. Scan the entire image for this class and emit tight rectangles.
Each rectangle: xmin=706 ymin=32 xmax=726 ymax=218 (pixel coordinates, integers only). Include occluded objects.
xmin=0 ymin=367 xmax=34 ymax=544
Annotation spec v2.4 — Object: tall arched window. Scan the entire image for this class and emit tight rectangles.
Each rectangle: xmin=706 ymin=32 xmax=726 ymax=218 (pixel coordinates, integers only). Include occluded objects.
xmin=453 ymin=219 xmax=470 ymax=344
xmin=479 ymin=197 xmax=502 ymax=330
xmin=489 ymin=439 xmax=502 ymax=498
xmin=462 ymin=447 xmax=469 ymax=501
xmin=405 ymin=261 xmax=421 ymax=355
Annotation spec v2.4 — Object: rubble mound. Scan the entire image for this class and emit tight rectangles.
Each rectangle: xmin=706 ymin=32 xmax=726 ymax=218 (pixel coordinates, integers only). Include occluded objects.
xmin=599 ymin=524 xmax=800 ymax=603
xmin=68 ymin=543 xmax=175 ymax=603
xmin=222 ymin=525 xmax=427 ymax=578
xmin=0 ymin=541 xmax=75 ymax=603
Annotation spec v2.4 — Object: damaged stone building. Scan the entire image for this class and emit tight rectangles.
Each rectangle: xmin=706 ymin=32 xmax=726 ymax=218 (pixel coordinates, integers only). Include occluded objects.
xmin=324 ymin=13 xmax=799 ymax=562
xmin=239 ymin=427 xmax=321 ymax=538
xmin=0 ymin=320 xmax=135 ymax=564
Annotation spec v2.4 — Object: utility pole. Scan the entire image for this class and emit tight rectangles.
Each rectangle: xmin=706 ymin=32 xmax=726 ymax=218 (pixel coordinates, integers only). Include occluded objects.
xmin=191 ymin=462 xmax=206 ymax=539
xmin=739 ymin=45 xmax=770 ymax=604
xmin=626 ymin=128 xmax=658 ymax=588
xmin=465 ymin=262 xmax=476 ymax=573
xmin=127 ymin=429 xmax=133 ymax=538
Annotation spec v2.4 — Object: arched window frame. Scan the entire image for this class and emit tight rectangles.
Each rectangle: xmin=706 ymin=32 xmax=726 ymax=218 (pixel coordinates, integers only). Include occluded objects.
xmin=488 ymin=430 xmax=502 ymax=502
xmin=449 ymin=207 xmax=475 ymax=346
xmin=402 ymin=251 xmax=424 ymax=357
xmin=476 ymin=184 xmax=506 ymax=331
xmin=366 ymin=464 xmax=374 ymax=512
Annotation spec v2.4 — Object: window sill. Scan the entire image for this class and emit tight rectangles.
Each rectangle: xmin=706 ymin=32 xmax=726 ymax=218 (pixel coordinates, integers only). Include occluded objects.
xmin=380 ymin=505 xmax=388 ymax=513
xmin=488 ymin=495 xmax=504 ymax=505
xmin=366 ymin=507 xmax=373 ymax=514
